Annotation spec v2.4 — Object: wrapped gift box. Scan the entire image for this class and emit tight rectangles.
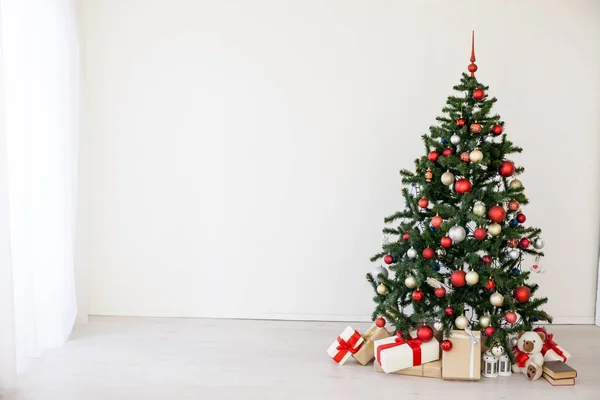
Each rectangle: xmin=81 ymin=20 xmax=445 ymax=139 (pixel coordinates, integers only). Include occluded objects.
xmin=441 ymin=329 xmax=481 ymax=381
xmin=374 ymin=331 xmax=439 ymax=373
xmin=353 ymin=324 xmax=391 ymax=365
xmin=534 ymin=327 xmax=571 ymax=363
xmin=374 ymin=360 xmax=442 ymax=378
xmin=327 ymin=326 xmax=364 ymax=365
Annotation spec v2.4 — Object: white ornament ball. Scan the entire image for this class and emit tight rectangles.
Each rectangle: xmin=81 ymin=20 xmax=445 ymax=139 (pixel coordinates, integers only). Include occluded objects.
xmin=404 ymin=275 xmax=417 ymax=289
xmin=448 ymin=225 xmax=467 ymax=243
xmin=370 ymin=266 xmax=388 ymax=282
xmin=470 ymin=149 xmax=483 ymax=163
xmin=407 ymin=248 xmax=417 ymax=259
xmin=510 ymin=337 xmax=518 ymax=347
xmin=376 ymin=283 xmax=387 ymax=295
xmin=490 ymin=292 xmax=504 ymax=307
xmin=488 ymin=223 xmax=502 ymax=237
xmin=491 ymin=344 xmax=505 ymax=357
xmin=479 ymin=315 xmax=491 ymax=328
xmin=466 ymin=270 xmax=479 ymax=285
xmin=454 ymin=315 xmax=469 ymax=330
xmin=509 ymin=179 xmax=523 ymax=189
xmin=508 ymin=249 xmax=520 ymax=260
xmin=441 ymin=171 xmax=455 ymax=186
xmin=533 ymin=238 xmax=545 ymax=249
xmin=450 ymin=134 xmax=461 ymax=145
xmin=473 ymin=201 xmax=486 ymax=217
xmin=433 ymin=321 xmax=443 ymax=331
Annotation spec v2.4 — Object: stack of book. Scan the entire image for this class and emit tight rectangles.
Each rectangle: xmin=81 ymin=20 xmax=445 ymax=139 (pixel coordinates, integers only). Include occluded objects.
xmin=543 ymin=361 xmax=577 ymax=386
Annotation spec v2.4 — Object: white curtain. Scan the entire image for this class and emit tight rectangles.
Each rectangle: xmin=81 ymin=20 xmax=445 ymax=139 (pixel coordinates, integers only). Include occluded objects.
xmin=0 ymin=0 xmax=80 ymax=390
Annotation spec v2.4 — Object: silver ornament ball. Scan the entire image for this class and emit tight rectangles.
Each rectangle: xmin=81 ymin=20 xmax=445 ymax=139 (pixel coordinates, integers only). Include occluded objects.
xmin=370 ymin=266 xmax=388 ymax=282
xmin=407 ymin=248 xmax=417 ymax=259
xmin=441 ymin=171 xmax=455 ymax=186
xmin=491 ymin=344 xmax=505 ymax=357
xmin=404 ymin=275 xmax=417 ymax=289
xmin=533 ymin=238 xmax=545 ymax=249
xmin=450 ymin=134 xmax=461 ymax=145
xmin=448 ymin=225 xmax=467 ymax=242
xmin=490 ymin=292 xmax=504 ymax=307
xmin=508 ymin=249 xmax=520 ymax=260
xmin=479 ymin=315 xmax=491 ymax=328
xmin=433 ymin=321 xmax=443 ymax=331
xmin=436 ymin=248 xmax=446 ymax=257
xmin=455 ymin=315 xmax=469 ymax=330
xmin=473 ymin=201 xmax=486 ymax=217
xmin=510 ymin=337 xmax=518 ymax=347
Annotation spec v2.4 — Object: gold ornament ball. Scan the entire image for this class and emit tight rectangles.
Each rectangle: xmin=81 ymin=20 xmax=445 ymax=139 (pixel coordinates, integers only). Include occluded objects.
xmin=473 ymin=201 xmax=486 ymax=217
xmin=404 ymin=275 xmax=417 ymax=289
xmin=509 ymin=179 xmax=523 ymax=189
xmin=455 ymin=315 xmax=469 ymax=330
xmin=425 ymin=168 xmax=433 ymax=182
xmin=441 ymin=171 xmax=455 ymax=186
xmin=479 ymin=315 xmax=491 ymax=328
xmin=376 ymin=284 xmax=388 ymax=295
xmin=488 ymin=222 xmax=502 ymax=237
xmin=490 ymin=292 xmax=504 ymax=307
xmin=470 ymin=149 xmax=483 ymax=163
xmin=466 ymin=270 xmax=479 ymax=285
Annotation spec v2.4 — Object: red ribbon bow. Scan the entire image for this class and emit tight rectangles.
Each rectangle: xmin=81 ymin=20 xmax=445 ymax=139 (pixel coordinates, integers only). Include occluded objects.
xmin=332 ymin=330 xmax=363 ymax=363
xmin=513 ymin=347 xmax=530 ymax=368
xmin=534 ymin=327 xmax=567 ymax=362
xmin=376 ymin=332 xmax=423 ymax=367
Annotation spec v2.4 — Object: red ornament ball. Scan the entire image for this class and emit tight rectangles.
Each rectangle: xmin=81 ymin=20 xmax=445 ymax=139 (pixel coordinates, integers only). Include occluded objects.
xmin=422 ymin=248 xmax=434 ymax=260
xmin=520 ymin=238 xmax=531 ymax=248
xmin=441 ymin=339 xmax=453 ymax=351
xmin=375 ymin=317 xmax=386 ymax=328
xmin=444 ymin=306 xmax=454 ymax=316
xmin=441 ymin=236 xmax=452 ymax=248
xmin=451 ymin=270 xmax=466 ymax=287
xmin=442 ymin=148 xmax=453 ymax=157
xmin=492 ymin=124 xmax=503 ymax=135
xmin=514 ymin=286 xmax=531 ymax=303
xmin=474 ymin=227 xmax=487 ymax=240
xmin=428 ymin=151 xmax=440 ymax=162
xmin=412 ymin=289 xmax=424 ymax=302
xmin=417 ymin=326 xmax=434 ymax=342
xmin=505 ymin=311 xmax=518 ymax=324
xmin=484 ymin=326 xmax=495 ymax=336
xmin=402 ymin=233 xmax=410 ymax=241
xmin=484 ymin=278 xmax=496 ymax=291
xmin=499 ymin=161 xmax=515 ymax=177
xmin=516 ymin=213 xmax=526 ymax=223
xmin=383 ymin=254 xmax=393 ymax=264
xmin=418 ymin=197 xmax=429 ymax=208
xmin=473 ymin=88 xmax=485 ymax=100
xmin=456 ymin=118 xmax=466 ymax=127
xmin=434 ymin=287 xmax=446 ymax=298
xmin=431 ymin=215 xmax=443 ymax=228
xmin=488 ymin=205 xmax=506 ymax=223
xmin=454 ymin=178 xmax=472 ymax=194
xmin=482 ymin=255 xmax=493 ymax=265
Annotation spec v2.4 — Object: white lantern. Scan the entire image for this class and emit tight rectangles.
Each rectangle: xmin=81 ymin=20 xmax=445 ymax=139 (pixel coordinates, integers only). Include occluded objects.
xmin=482 ymin=350 xmax=498 ymax=378
xmin=498 ymin=354 xmax=512 ymax=376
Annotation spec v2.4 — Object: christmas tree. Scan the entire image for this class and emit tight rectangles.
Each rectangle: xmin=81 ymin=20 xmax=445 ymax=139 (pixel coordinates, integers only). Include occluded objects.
xmin=366 ymin=33 xmax=551 ymax=363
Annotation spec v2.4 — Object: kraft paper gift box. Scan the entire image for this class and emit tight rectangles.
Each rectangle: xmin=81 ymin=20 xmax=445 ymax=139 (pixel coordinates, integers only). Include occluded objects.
xmin=441 ymin=329 xmax=481 ymax=381
xmin=353 ymin=324 xmax=391 ymax=365
xmin=533 ymin=327 xmax=571 ymax=363
xmin=327 ymin=326 xmax=364 ymax=365
xmin=373 ymin=331 xmax=439 ymax=373
xmin=374 ymin=360 xmax=442 ymax=378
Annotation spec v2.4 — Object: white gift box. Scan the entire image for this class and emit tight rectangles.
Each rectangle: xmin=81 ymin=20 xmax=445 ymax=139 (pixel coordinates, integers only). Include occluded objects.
xmin=327 ymin=326 xmax=364 ymax=365
xmin=543 ymin=346 xmax=571 ymax=363
xmin=374 ymin=330 xmax=439 ymax=373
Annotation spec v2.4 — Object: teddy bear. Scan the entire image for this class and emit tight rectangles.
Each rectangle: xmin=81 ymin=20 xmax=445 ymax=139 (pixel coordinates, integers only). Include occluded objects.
xmin=511 ymin=330 xmax=546 ymax=380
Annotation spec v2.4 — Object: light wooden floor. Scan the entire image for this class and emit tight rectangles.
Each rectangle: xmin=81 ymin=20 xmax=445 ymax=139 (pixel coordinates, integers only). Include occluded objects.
xmin=6 ymin=317 xmax=600 ymax=399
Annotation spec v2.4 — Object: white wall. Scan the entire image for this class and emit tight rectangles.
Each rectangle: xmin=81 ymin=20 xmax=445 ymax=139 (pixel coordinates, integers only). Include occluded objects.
xmin=79 ymin=0 xmax=600 ymax=323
